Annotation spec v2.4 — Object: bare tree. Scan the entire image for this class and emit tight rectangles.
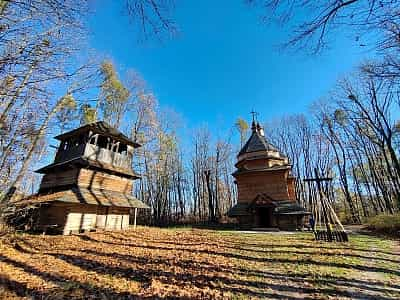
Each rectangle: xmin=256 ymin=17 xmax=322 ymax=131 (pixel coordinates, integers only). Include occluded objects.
xmin=246 ymin=0 xmax=400 ymax=53
xmin=124 ymin=0 xmax=178 ymax=41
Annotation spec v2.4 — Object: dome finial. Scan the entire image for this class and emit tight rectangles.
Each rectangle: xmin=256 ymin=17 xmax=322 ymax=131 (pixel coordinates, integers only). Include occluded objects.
xmin=257 ymin=122 xmax=265 ymax=136
xmin=251 ymin=120 xmax=257 ymax=131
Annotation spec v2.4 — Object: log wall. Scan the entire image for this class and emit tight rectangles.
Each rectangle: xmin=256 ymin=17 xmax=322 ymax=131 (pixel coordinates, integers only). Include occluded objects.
xmin=276 ymin=215 xmax=302 ymax=231
xmin=236 ymin=171 xmax=290 ymax=203
xmin=78 ymin=169 xmax=133 ymax=193
xmin=39 ymin=169 xmax=79 ymax=191
xmin=287 ymin=177 xmax=296 ymax=201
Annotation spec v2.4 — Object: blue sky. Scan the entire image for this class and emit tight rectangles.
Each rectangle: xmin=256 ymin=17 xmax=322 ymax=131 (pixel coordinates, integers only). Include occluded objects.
xmin=88 ymin=1 xmax=371 ymax=139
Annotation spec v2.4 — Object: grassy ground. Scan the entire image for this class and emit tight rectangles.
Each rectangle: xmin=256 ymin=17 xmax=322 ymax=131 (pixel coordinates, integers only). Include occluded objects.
xmin=365 ymin=213 xmax=400 ymax=237
xmin=0 ymin=227 xmax=399 ymax=299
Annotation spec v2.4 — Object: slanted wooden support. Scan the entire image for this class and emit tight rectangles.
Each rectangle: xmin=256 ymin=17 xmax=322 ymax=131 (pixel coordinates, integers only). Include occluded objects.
xmin=304 ymin=169 xmax=348 ymax=242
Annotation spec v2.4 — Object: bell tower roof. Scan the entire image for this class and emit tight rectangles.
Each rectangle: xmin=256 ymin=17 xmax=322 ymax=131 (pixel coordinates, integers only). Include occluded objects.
xmin=35 ymin=121 xmax=141 ymax=181
xmin=55 ymin=121 xmax=140 ymax=148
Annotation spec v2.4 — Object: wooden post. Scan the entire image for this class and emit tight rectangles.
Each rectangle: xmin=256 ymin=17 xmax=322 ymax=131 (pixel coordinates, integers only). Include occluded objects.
xmin=105 ymin=207 xmax=109 ymax=230
xmin=133 ymin=207 xmax=137 ymax=230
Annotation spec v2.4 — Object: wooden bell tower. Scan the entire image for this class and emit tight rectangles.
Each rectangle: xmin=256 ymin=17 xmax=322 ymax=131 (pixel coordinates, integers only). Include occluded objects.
xmin=17 ymin=121 xmax=149 ymax=234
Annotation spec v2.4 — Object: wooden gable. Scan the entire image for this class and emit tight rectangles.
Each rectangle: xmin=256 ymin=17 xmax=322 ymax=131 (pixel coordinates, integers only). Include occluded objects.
xmin=252 ymin=193 xmax=276 ymax=207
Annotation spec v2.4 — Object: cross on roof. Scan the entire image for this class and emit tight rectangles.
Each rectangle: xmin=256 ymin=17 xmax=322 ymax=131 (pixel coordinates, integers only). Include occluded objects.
xmin=250 ymin=110 xmax=259 ymax=122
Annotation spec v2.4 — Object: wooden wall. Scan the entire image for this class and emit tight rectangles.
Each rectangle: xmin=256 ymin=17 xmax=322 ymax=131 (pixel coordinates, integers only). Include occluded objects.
xmin=237 ymin=212 xmax=301 ymax=230
xmin=275 ymin=215 xmax=302 ymax=231
xmin=39 ymin=169 xmax=79 ymax=192
xmin=243 ymin=160 xmax=267 ymax=170
xmin=242 ymin=159 xmax=287 ymax=170
xmin=37 ymin=202 xmax=131 ymax=235
xmin=39 ymin=167 xmax=133 ymax=194
xmin=236 ymin=171 xmax=291 ymax=203
xmin=96 ymin=206 xmax=107 ymax=229
xmin=237 ymin=216 xmax=254 ymax=229
xmin=78 ymin=169 xmax=133 ymax=193
xmin=287 ymin=177 xmax=296 ymax=201
xmin=104 ymin=207 xmax=130 ymax=230
xmin=37 ymin=202 xmax=69 ymax=228
xmin=63 ymin=205 xmax=97 ymax=234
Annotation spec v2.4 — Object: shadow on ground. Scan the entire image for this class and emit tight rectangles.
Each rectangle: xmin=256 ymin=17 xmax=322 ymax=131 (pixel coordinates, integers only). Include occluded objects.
xmin=0 ymin=228 xmax=399 ymax=299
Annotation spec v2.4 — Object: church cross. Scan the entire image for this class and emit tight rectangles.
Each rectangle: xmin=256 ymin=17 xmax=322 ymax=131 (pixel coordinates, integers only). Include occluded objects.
xmin=250 ymin=110 xmax=259 ymax=122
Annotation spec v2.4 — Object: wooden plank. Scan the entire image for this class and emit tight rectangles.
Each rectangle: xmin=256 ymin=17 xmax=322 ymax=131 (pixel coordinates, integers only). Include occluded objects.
xmin=104 ymin=207 xmax=130 ymax=230
xmin=105 ymin=214 xmax=120 ymax=230
xmin=96 ymin=206 xmax=107 ymax=229
xmin=64 ymin=212 xmax=82 ymax=234
xmin=82 ymin=213 xmax=96 ymax=229
xmin=122 ymin=214 xmax=129 ymax=229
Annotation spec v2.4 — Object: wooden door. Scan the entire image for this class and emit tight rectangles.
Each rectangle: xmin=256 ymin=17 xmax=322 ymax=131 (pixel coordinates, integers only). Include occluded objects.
xmin=258 ymin=207 xmax=273 ymax=227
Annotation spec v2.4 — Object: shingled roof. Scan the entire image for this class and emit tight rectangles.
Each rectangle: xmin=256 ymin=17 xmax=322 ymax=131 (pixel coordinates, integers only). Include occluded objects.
xmin=273 ymin=201 xmax=310 ymax=215
xmin=232 ymin=165 xmax=291 ymax=177
xmin=35 ymin=157 xmax=141 ymax=179
xmin=227 ymin=203 xmax=251 ymax=217
xmin=227 ymin=198 xmax=309 ymax=218
xmin=13 ymin=187 xmax=149 ymax=209
xmin=238 ymin=129 xmax=279 ymax=156
xmin=55 ymin=121 xmax=141 ymax=148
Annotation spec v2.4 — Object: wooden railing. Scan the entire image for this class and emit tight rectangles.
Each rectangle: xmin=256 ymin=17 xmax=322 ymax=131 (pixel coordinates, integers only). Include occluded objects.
xmin=84 ymin=144 xmax=131 ymax=170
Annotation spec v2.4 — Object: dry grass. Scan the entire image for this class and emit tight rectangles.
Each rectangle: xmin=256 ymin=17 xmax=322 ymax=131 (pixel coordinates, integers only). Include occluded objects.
xmin=0 ymin=227 xmax=399 ymax=299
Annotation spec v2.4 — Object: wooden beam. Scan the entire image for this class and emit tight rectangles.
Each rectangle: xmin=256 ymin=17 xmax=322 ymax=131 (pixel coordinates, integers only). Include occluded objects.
xmin=133 ymin=207 xmax=137 ymax=230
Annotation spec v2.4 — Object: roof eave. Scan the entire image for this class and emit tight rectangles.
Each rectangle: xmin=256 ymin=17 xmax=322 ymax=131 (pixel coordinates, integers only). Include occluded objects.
xmin=35 ymin=157 xmax=141 ymax=179
xmin=54 ymin=121 xmax=141 ymax=148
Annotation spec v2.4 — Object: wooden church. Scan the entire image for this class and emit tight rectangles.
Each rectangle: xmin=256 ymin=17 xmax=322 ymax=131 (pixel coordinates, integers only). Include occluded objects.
xmin=228 ymin=120 xmax=309 ymax=230
xmin=14 ymin=121 xmax=149 ymax=235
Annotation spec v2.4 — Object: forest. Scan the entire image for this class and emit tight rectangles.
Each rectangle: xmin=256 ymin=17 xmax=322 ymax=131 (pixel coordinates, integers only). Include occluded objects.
xmin=0 ymin=0 xmax=399 ymax=227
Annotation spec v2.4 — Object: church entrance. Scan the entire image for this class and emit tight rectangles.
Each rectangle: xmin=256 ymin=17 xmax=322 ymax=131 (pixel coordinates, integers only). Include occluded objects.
xmin=257 ymin=207 xmax=273 ymax=227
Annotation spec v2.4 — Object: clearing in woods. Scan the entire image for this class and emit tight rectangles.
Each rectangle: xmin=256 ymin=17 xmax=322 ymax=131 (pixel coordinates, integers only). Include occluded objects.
xmin=0 ymin=227 xmax=399 ymax=299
